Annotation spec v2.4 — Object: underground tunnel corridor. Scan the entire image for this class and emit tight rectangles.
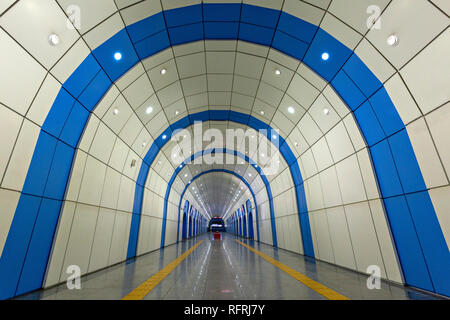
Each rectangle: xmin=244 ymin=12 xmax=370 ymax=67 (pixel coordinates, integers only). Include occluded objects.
xmin=0 ymin=0 xmax=449 ymax=310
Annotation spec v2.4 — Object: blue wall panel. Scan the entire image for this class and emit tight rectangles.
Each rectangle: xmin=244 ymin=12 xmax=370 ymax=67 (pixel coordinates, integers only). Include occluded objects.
xmin=0 ymin=195 xmax=41 ymax=299
xmin=134 ymin=30 xmax=170 ymax=60
xmin=164 ymin=5 xmax=202 ymax=27
xmin=126 ymin=12 xmax=166 ymax=43
xmin=354 ymin=101 xmax=386 ymax=146
xmin=63 ymin=54 xmax=100 ymax=98
xmin=343 ymin=54 xmax=382 ymax=98
xmin=92 ymin=29 xmax=139 ymax=82
xmin=241 ymin=4 xmax=279 ymax=28
xmin=168 ymin=23 xmax=204 ymax=45
xmin=277 ymin=12 xmax=317 ymax=44
xmin=303 ymin=29 xmax=352 ymax=82
xmin=272 ymin=31 xmax=309 ymax=61
xmin=204 ymin=22 xmax=239 ymax=39
xmin=43 ymin=142 xmax=75 ymax=200
xmin=388 ymin=130 xmax=427 ymax=194
xmin=331 ymin=70 xmax=366 ymax=111
xmin=405 ymin=192 xmax=450 ymax=296
xmin=16 ymin=199 xmax=62 ymax=295
xmin=369 ymin=139 xmax=404 ymax=198
xmin=383 ymin=196 xmax=434 ymax=292
xmin=21 ymin=133 xmax=58 ymax=197
xmin=78 ymin=70 xmax=112 ymax=112
xmin=60 ymin=102 xmax=90 ymax=148
xmin=239 ymin=23 xmax=274 ymax=46
xmin=42 ymin=89 xmax=76 ymax=138
xmin=369 ymin=88 xmax=404 ymax=137
xmin=203 ymin=3 xmax=241 ymax=21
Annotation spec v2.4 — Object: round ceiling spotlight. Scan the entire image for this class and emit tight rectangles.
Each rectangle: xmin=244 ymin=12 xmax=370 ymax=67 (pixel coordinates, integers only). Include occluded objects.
xmin=387 ymin=34 xmax=399 ymax=47
xmin=321 ymin=52 xmax=330 ymax=61
xmin=175 ymin=110 xmax=180 ymax=115
xmin=146 ymin=106 xmax=153 ymax=114
xmin=323 ymin=108 xmax=330 ymax=115
xmin=275 ymin=69 xmax=281 ymax=76
xmin=162 ymin=135 xmax=167 ymax=140
xmin=260 ymin=110 xmax=265 ymax=115
xmin=113 ymin=108 xmax=119 ymax=115
xmin=142 ymin=142 xmax=147 ymax=147
xmin=287 ymin=106 xmax=295 ymax=114
xmin=161 ymin=68 xmax=167 ymax=75
xmin=48 ymin=34 xmax=60 ymax=46
xmin=114 ymin=52 xmax=123 ymax=61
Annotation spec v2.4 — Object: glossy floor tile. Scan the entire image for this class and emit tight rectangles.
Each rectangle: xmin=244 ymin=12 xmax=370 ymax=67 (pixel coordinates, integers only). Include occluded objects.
xmin=16 ymin=234 xmax=442 ymax=300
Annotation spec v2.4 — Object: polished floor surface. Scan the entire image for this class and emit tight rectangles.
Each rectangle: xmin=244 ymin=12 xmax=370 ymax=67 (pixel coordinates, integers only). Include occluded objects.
xmin=17 ymin=234 xmax=442 ymax=300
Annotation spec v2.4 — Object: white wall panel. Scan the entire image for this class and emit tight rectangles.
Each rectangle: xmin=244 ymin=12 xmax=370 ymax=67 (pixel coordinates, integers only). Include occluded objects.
xmin=61 ymin=204 xmax=98 ymax=281
xmin=88 ymin=208 xmax=116 ymax=272
xmin=345 ymin=202 xmax=387 ymax=278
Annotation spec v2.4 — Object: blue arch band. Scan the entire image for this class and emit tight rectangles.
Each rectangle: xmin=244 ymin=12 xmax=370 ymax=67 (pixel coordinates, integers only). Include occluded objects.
xmin=164 ymin=148 xmax=267 ymax=247
xmin=175 ymin=168 xmax=260 ymax=240
xmin=181 ymin=200 xmax=189 ymax=240
xmin=129 ymin=114 xmax=298 ymax=259
xmin=1 ymin=3 xmax=448 ymax=299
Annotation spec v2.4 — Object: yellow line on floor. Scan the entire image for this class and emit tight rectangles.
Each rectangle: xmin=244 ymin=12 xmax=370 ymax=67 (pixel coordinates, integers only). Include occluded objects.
xmin=236 ymin=240 xmax=349 ymax=300
xmin=122 ymin=240 xmax=204 ymax=300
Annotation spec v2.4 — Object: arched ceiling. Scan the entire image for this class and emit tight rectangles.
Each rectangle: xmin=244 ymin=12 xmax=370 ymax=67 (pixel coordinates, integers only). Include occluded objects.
xmin=184 ymin=170 xmax=252 ymax=217
xmin=0 ymin=0 xmax=448 ymax=221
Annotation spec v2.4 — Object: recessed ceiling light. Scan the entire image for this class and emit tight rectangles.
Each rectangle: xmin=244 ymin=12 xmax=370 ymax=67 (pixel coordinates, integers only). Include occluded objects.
xmin=146 ymin=106 xmax=153 ymax=114
xmin=288 ymin=106 xmax=295 ymax=114
xmin=321 ymin=52 xmax=330 ymax=61
xmin=48 ymin=34 xmax=60 ymax=46
xmin=175 ymin=110 xmax=180 ymax=115
xmin=387 ymin=34 xmax=399 ymax=47
xmin=323 ymin=108 xmax=330 ymax=115
xmin=142 ymin=142 xmax=147 ymax=147
xmin=260 ymin=110 xmax=265 ymax=115
xmin=114 ymin=52 xmax=123 ymax=61
xmin=272 ymin=134 xmax=277 ymax=139
xmin=275 ymin=69 xmax=281 ymax=75
xmin=161 ymin=68 xmax=167 ymax=75
xmin=113 ymin=108 xmax=119 ymax=115
xmin=162 ymin=135 xmax=167 ymax=140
